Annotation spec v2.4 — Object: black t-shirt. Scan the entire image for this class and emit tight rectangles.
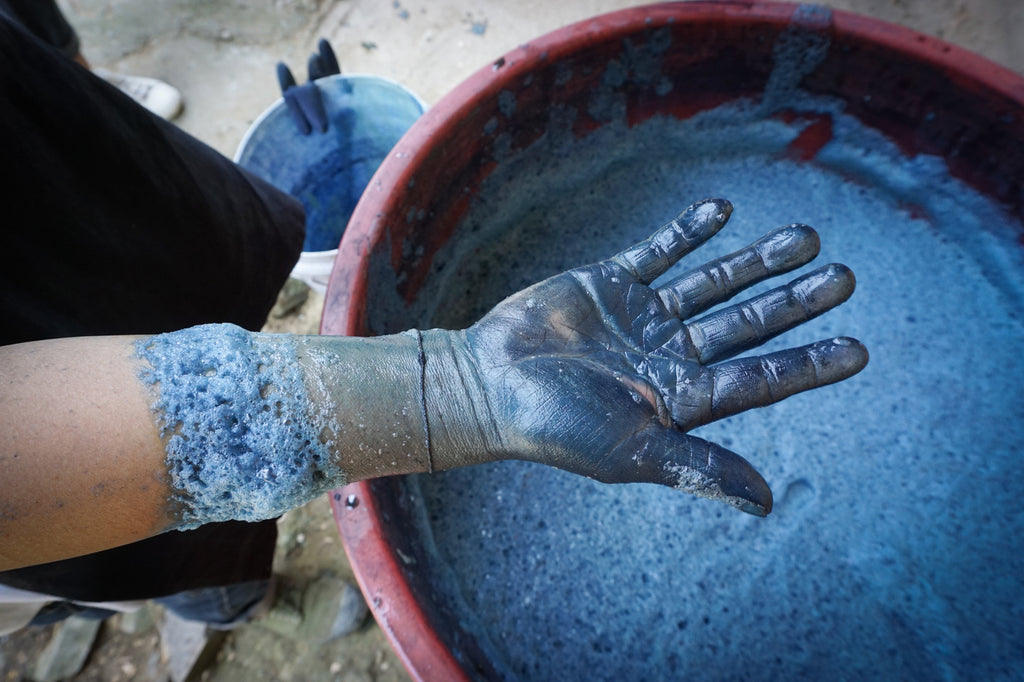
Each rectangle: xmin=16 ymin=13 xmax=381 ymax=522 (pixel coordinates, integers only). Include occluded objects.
xmin=0 ymin=11 xmax=305 ymax=600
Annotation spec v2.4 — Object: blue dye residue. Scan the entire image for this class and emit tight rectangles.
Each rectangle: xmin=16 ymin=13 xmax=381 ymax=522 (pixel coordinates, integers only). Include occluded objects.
xmin=136 ymin=324 xmax=344 ymax=528
xmin=236 ymin=75 xmax=425 ymax=253
xmin=369 ymin=75 xmax=1024 ymax=682
xmin=292 ymin=114 xmax=381 ymax=252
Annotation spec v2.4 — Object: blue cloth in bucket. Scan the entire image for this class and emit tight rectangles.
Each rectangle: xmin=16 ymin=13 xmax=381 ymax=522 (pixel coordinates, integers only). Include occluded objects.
xmin=236 ymin=75 xmax=426 ymax=253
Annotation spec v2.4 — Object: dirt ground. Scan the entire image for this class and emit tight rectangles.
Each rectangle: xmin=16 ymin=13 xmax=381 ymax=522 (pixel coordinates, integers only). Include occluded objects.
xmin=1 ymin=1 xmax=1021 ymax=681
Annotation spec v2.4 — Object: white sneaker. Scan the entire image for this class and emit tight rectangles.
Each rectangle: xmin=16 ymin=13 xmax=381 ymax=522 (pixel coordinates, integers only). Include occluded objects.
xmin=93 ymin=68 xmax=184 ymax=120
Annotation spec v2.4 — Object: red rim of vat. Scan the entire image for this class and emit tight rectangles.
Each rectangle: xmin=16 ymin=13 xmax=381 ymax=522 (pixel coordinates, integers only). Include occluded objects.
xmin=321 ymin=3 xmax=1024 ymax=680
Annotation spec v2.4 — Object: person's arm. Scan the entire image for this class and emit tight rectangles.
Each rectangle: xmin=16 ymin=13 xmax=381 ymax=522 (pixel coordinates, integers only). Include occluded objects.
xmin=0 ymin=198 xmax=868 ymax=570
xmin=0 ymin=335 xmax=174 ymax=569
xmin=0 ymin=329 xmax=436 ymax=570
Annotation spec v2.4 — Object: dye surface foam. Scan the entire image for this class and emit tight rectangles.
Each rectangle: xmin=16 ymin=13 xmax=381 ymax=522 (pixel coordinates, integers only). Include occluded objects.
xmin=386 ymin=97 xmax=1024 ymax=680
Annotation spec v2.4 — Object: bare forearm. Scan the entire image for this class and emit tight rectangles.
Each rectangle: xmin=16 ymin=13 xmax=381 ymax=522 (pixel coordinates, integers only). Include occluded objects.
xmin=0 ymin=336 xmax=173 ymax=569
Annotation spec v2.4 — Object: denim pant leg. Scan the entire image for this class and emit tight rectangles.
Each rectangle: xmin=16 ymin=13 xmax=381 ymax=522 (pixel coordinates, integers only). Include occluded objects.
xmin=27 ymin=602 xmax=118 ymax=627
xmin=154 ymin=580 xmax=271 ymax=629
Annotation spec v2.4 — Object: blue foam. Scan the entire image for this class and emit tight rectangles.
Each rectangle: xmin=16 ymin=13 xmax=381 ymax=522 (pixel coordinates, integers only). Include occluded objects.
xmin=136 ymin=324 xmax=344 ymax=528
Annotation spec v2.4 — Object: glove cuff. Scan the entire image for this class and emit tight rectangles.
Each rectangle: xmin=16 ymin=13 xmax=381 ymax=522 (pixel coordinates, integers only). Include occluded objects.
xmin=300 ymin=330 xmax=431 ymax=481
xmin=420 ymin=329 xmax=503 ymax=471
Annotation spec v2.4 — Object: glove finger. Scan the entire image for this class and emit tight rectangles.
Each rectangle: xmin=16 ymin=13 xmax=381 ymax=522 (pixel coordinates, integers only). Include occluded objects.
xmin=610 ymin=198 xmax=732 ymax=285
xmin=687 ymin=263 xmax=855 ymax=364
xmin=657 ymin=224 xmax=820 ymax=319
xmin=701 ymin=337 xmax=869 ymax=424
xmin=282 ymin=88 xmax=312 ymax=136
xmin=318 ymin=38 xmax=340 ymax=75
xmin=292 ymin=82 xmax=329 ymax=134
xmin=602 ymin=424 xmax=772 ymax=516
xmin=276 ymin=62 xmax=297 ymax=91
xmin=308 ymin=53 xmax=327 ymax=81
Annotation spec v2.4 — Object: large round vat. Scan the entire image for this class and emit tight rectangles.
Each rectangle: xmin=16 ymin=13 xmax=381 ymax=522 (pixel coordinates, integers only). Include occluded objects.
xmin=323 ymin=3 xmax=1024 ymax=679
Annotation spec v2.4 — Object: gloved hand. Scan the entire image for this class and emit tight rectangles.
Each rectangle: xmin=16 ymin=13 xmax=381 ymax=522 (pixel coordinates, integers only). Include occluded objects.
xmin=421 ymin=198 xmax=868 ymax=515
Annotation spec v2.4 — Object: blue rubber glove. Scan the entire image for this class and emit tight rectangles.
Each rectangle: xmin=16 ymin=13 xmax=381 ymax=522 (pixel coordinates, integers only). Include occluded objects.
xmin=420 ymin=198 xmax=869 ymax=516
xmin=276 ymin=39 xmax=340 ymax=135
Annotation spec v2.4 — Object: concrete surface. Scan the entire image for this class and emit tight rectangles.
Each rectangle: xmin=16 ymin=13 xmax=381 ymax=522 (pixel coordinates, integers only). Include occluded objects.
xmin=0 ymin=1 xmax=1021 ymax=681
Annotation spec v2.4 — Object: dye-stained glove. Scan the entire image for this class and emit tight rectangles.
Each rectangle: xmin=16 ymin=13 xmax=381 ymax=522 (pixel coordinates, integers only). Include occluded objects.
xmin=277 ymin=39 xmax=341 ymax=135
xmin=421 ymin=198 xmax=868 ymax=515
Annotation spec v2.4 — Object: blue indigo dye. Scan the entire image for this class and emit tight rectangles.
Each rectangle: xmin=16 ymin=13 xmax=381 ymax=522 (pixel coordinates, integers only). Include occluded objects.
xmin=136 ymin=324 xmax=345 ymax=528
xmin=234 ymin=75 xmax=426 ymax=254
xmin=364 ymin=68 xmax=1024 ymax=682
